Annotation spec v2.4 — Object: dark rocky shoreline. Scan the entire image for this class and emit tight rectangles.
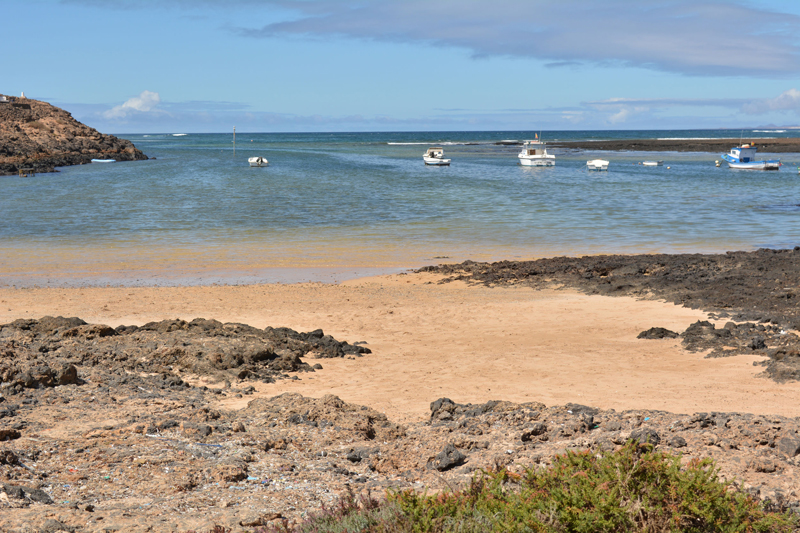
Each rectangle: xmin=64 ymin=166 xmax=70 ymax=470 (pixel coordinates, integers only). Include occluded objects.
xmin=0 ymin=95 xmax=147 ymax=176
xmin=548 ymin=137 xmax=800 ymax=153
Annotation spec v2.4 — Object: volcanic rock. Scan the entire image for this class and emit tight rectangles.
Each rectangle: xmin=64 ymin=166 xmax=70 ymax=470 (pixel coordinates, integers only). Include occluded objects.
xmin=637 ymin=327 xmax=679 ymax=339
xmin=0 ymin=94 xmax=147 ymax=175
xmin=428 ymin=444 xmax=466 ymax=471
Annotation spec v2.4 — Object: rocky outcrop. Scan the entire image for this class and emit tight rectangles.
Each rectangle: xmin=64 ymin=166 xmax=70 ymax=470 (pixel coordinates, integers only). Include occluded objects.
xmin=0 ymin=316 xmax=371 ymax=392
xmin=0 ymin=94 xmax=147 ymax=176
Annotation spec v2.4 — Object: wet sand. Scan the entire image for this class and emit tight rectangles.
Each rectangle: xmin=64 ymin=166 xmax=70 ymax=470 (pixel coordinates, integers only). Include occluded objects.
xmin=2 ymin=272 xmax=799 ymax=423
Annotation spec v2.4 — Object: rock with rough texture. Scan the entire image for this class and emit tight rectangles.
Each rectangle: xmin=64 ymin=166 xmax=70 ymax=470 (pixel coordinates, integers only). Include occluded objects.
xmin=630 ymin=428 xmax=661 ymax=446
xmin=428 ymin=444 xmax=466 ymax=471
xmin=637 ymin=327 xmax=679 ymax=339
xmin=0 ymin=316 xmax=370 ymax=392
xmin=0 ymin=94 xmax=147 ymax=175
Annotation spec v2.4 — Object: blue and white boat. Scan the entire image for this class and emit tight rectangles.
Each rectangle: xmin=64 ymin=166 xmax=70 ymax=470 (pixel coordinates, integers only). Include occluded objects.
xmin=721 ymin=143 xmax=780 ymax=170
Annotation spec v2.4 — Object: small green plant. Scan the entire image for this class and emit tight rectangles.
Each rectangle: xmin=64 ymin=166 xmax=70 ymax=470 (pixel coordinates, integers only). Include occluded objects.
xmin=252 ymin=442 xmax=799 ymax=532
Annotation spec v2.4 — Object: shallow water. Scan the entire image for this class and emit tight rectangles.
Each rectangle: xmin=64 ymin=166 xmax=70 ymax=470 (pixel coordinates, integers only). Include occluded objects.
xmin=2 ymin=130 xmax=799 ymax=286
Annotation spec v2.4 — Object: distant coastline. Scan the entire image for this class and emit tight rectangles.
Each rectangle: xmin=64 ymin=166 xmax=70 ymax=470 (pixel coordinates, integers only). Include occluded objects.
xmin=549 ymin=137 xmax=800 ymax=152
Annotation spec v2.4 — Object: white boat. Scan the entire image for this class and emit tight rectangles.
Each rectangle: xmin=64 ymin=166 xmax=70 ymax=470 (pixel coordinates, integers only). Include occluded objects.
xmin=90 ymin=159 xmax=116 ymax=163
xmin=721 ymin=143 xmax=780 ymax=170
xmin=248 ymin=156 xmax=268 ymax=167
xmin=518 ymin=139 xmax=555 ymax=166
xmin=423 ymin=147 xmax=451 ymax=166
xmin=586 ymin=159 xmax=609 ymax=171
xmin=642 ymin=160 xmax=663 ymax=166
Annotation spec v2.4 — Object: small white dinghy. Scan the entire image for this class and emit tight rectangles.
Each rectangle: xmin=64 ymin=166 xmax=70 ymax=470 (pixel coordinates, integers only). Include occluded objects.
xmin=642 ymin=160 xmax=663 ymax=166
xmin=90 ymin=159 xmax=116 ymax=163
xmin=586 ymin=159 xmax=609 ymax=171
xmin=423 ymin=147 xmax=451 ymax=166
xmin=248 ymin=156 xmax=268 ymax=167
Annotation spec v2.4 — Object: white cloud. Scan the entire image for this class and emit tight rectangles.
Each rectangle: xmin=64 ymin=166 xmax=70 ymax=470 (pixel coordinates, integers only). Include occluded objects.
xmin=237 ymin=0 xmax=800 ymax=78
xmin=104 ymin=90 xmax=162 ymax=119
xmin=742 ymin=89 xmax=800 ymax=114
xmin=585 ymin=97 xmax=748 ymax=108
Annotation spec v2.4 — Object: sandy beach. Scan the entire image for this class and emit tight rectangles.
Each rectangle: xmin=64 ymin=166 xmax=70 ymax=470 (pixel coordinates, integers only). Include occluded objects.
xmin=3 ymin=271 xmax=798 ymax=423
xmin=5 ymin=258 xmax=800 ymax=531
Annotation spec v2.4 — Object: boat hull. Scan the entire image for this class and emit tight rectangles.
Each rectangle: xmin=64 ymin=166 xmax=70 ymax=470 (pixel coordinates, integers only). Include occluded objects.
xmin=587 ymin=159 xmax=609 ymax=171
xmin=642 ymin=161 xmax=663 ymax=166
xmin=248 ymin=157 xmax=269 ymax=167
xmin=423 ymin=157 xmax=451 ymax=166
xmin=727 ymin=161 xmax=780 ymax=170
xmin=518 ymin=157 xmax=555 ymax=167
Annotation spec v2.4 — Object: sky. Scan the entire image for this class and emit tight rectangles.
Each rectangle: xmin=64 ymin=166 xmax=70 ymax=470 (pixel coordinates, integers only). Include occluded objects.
xmin=4 ymin=0 xmax=800 ymax=133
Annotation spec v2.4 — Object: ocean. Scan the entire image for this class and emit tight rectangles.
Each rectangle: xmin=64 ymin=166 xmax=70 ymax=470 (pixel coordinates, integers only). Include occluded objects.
xmin=1 ymin=130 xmax=799 ymax=286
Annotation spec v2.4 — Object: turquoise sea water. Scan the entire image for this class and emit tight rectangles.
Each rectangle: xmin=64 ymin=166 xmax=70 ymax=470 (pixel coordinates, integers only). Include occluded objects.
xmin=1 ymin=130 xmax=800 ymax=286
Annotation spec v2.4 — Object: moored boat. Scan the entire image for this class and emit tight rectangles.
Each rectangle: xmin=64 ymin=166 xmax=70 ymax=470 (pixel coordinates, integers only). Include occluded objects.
xmin=721 ymin=143 xmax=780 ymax=170
xmin=586 ymin=159 xmax=609 ymax=171
xmin=642 ymin=160 xmax=663 ymax=166
xmin=518 ymin=138 xmax=555 ymax=166
xmin=423 ymin=147 xmax=451 ymax=166
xmin=90 ymin=159 xmax=116 ymax=163
xmin=248 ymin=156 xmax=269 ymax=167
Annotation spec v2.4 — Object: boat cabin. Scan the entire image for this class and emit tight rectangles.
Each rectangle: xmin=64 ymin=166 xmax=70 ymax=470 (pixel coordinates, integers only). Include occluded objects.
xmin=521 ymin=140 xmax=546 ymax=156
xmin=731 ymin=144 xmax=757 ymax=162
xmin=425 ymin=147 xmax=444 ymax=158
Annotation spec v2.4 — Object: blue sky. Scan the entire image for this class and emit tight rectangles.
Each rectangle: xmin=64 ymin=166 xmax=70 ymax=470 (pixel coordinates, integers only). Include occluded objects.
xmin=5 ymin=0 xmax=800 ymax=132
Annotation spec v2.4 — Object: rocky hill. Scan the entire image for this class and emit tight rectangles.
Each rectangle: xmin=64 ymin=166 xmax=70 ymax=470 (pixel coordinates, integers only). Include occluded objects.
xmin=0 ymin=94 xmax=147 ymax=176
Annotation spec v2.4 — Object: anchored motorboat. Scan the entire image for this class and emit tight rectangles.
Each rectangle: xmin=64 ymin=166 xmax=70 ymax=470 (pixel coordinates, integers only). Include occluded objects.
xmin=586 ymin=159 xmax=609 ymax=171
xmin=642 ymin=160 xmax=663 ymax=166
xmin=721 ymin=143 xmax=780 ymax=170
xmin=248 ymin=156 xmax=269 ymax=167
xmin=423 ymin=147 xmax=451 ymax=166
xmin=518 ymin=138 xmax=555 ymax=166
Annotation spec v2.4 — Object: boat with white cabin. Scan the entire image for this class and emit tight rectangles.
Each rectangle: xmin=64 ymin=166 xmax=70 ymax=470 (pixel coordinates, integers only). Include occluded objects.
xmin=248 ymin=156 xmax=269 ymax=167
xmin=721 ymin=143 xmax=780 ymax=170
xmin=586 ymin=159 xmax=609 ymax=171
xmin=423 ymin=147 xmax=451 ymax=166
xmin=518 ymin=139 xmax=555 ymax=166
